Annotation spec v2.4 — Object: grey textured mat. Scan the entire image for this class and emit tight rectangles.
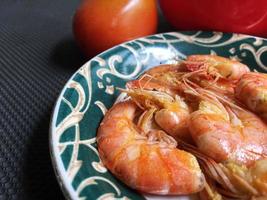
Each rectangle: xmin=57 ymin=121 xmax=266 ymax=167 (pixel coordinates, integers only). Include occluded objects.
xmin=0 ymin=1 xmax=86 ymax=199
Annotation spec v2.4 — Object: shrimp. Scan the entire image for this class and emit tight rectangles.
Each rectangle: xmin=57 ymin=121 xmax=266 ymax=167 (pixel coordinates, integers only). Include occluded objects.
xmin=196 ymin=159 xmax=267 ymax=199
xmin=185 ymin=95 xmax=267 ymax=197
xmin=126 ymin=64 xmax=187 ymax=96
xmin=184 ymin=55 xmax=250 ymax=81
xmin=133 ymin=55 xmax=250 ymax=94
xmin=219 ymin=158 xmax=267 ymax=197
xmin=189 ymin=98 xmax=267 ymax=166
xmin=97 ymin=100 xmax=204 ymax=195
xmin=97 ymin=55 xmax=267 ymax=197
xmin=122 ymin=88 xmax=192 ymax=143
xmin=125 ymin=64 xmax=195 ymax=142
xmin=235 ymin=72 xmax=267 ymax=121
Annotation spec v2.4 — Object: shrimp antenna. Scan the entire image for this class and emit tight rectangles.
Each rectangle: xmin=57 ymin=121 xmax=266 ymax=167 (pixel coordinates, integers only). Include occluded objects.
xmin=199 ymin=88 xmax=245 ymax=111
xmin=139 ymin=74 xmax=155 ymax=90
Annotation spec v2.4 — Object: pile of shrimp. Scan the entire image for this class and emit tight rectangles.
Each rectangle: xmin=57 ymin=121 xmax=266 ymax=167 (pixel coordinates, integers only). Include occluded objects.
xmin=97 ymin=55 xmax=267 ymax=199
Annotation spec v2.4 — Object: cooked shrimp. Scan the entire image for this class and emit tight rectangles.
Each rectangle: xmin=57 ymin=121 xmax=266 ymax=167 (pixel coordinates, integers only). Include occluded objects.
xmin=184 ymin=55 xmax=250 ymax=81
xmin=123 ymin=88 xmax=192 ymax=143
xmin=126 ymin=64 xmax=187 ymax=97
xmin=97 ymin=54 xmax=267 ymax=197
xmin=185 ymin=93 xmax=267 ymax=197
xmin=97 ymin=101 xmax=204 ymax=195
xmin=217 ymin=159 xmax=267 ymax=197
xmin=235 ymin=72 xmax=267 ymax=121
xmin=180 ymin=121 xmax=267 ymax=198
xmin=125 ymin=64 xmax=195 ymax=142
xmin=189 ymin=99 xmax=267 ymax=166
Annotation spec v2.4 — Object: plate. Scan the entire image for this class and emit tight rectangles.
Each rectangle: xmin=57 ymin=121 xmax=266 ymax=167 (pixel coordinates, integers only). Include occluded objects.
xmin=50 ymin=31 xmax=267 ymax=200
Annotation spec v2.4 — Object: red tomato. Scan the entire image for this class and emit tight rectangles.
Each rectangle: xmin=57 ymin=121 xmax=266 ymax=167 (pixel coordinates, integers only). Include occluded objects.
xmin=159 ymin=0 xmax=267 ymax=37
xmin=73 ymin=0 xmax=158 ymax=57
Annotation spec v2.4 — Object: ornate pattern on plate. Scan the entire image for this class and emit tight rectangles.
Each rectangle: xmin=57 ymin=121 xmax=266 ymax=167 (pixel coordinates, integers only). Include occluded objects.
xmin=50 ymin=31 xmax=267 ymax=200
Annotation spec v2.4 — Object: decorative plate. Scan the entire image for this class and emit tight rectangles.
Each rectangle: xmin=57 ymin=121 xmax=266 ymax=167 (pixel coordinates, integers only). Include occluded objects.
xmin=50 ymin=31 xmax=267 ymax=200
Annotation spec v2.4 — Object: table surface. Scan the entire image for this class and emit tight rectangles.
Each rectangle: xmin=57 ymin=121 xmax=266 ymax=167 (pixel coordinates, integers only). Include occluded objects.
xmin=0 ymin=1 xmax=172 ymax=199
